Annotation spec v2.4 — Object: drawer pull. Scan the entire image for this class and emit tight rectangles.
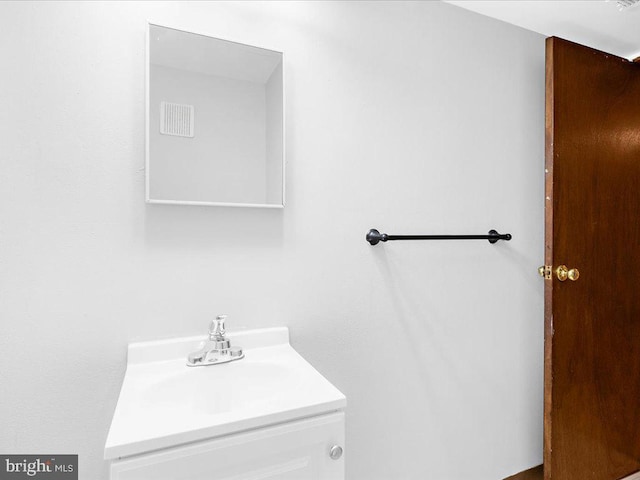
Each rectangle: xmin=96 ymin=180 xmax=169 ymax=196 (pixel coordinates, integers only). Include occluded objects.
xmin=329 ymin=445 xmax=343 ymax=460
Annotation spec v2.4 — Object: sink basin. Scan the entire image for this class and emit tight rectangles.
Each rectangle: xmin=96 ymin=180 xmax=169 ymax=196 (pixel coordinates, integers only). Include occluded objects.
xmin=104 ymin=327 xmax=346 ymax=460
xmin=144 ymin=361 xmax=297 ymax=414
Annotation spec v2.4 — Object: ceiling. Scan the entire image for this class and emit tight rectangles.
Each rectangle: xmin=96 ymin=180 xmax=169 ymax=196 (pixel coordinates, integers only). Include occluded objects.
xmin=444 ymin=0 xmax=640 ymax=60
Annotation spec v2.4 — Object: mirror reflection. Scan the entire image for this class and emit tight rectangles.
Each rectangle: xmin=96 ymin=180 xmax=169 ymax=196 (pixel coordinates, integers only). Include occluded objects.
xmin=147 ymin=24 xmax=284 ymax=207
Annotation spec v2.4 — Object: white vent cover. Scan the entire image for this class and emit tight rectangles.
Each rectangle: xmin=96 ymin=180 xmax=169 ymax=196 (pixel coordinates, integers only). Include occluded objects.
xmin=160 ymin=101 xmax=194 ymax=138
xmin=617 ymin=0 xmax=640 ymax=10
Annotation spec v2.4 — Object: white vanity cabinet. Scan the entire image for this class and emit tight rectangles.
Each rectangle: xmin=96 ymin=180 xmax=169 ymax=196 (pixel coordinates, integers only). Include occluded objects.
xmin=105 ymin=328 xmax=346 ymax=480
xmin=110 ymin=412 xmax=344 ymax=480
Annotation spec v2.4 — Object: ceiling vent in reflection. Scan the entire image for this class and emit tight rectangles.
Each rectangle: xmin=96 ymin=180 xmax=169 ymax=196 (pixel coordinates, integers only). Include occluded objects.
xmin=160 ymin=101 xmax=194 ymax=138
xmin=616 ymin=0 xmax=640 ymax=10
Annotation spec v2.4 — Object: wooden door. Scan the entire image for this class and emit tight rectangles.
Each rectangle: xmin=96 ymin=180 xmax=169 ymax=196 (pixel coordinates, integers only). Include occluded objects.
xmin=545 ymin=37 xmax=640 ymax=479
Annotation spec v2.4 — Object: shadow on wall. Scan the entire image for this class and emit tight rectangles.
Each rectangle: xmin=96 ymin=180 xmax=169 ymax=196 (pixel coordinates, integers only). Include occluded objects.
xmin=370 ymin=245 xmax=451 ymax=382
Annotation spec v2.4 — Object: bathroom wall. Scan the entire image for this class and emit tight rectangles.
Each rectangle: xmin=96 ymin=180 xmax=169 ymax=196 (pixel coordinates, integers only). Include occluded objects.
xmin=0 ymin=2 xmax=544 ymax=479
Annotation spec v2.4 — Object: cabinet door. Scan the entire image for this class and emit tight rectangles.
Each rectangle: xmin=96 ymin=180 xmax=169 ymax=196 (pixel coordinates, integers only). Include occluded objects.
xmin=110 ymin=412 xmax=345 ymax=480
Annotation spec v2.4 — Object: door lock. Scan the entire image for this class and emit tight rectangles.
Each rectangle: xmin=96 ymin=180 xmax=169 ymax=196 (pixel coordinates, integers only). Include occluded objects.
xmin=538 ymin=265 xmax=552 ymax=280
xmin=538 ymin=265 xmax=580 ymax=281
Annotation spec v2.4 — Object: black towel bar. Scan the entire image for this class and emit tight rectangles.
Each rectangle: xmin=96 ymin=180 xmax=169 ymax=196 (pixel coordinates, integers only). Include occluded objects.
xmin=366 ymin=229 xmax=512 ymax=246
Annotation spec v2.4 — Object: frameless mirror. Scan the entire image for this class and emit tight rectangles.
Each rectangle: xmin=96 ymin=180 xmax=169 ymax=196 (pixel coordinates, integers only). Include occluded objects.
xmin=146 ymin=24 xmax=284 ymax=208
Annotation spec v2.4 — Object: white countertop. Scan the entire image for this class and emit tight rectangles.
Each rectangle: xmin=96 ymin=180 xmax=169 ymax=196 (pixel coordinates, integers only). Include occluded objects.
xmin=104 ymin=327 xmax=346 ymax=459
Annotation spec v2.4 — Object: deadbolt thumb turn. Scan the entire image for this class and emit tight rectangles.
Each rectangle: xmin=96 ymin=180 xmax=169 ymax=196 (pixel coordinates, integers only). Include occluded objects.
xmin=538 ymin=265 xmax=580 ymax=281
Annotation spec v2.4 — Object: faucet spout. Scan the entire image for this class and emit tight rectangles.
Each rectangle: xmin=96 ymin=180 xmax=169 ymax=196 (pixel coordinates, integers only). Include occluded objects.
xmin=209 ymin=314 xmax=227 ymax=340
xmin=187 ymin=314 xmax=244 ymax=367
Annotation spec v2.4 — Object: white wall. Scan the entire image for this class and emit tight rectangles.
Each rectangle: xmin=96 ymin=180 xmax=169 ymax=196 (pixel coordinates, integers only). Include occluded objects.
xmin=0 ymin=2 xmax=544 ymax=479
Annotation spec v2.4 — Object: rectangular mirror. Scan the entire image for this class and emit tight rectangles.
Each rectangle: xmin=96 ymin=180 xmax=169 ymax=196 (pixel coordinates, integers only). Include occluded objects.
xmin=146 ymin=24 xmax=284 ymax=208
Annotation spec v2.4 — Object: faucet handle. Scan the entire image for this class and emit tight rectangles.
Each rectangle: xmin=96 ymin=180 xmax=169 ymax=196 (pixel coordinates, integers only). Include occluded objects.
xmin=209 ymin=314 xmax=227 ymax=340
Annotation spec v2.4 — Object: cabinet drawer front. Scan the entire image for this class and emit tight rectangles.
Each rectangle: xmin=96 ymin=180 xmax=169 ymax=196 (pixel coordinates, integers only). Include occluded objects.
xmin=110 ymin=412 xmax=345 ymax=480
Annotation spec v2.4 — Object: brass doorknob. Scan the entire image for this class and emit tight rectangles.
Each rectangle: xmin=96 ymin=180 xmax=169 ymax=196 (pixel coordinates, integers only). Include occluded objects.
xmin=568 ymin=268 xmax=580 ymax=281
xmin=539 ymin=265 xmax=580 ymax=281
xmin=555 ymin=265 xmax=580 ymax=281
xmin=556 ymin=265 xmax=569 ymax=281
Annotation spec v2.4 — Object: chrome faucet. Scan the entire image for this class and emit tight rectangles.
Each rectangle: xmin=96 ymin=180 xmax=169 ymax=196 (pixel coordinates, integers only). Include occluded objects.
xmin=187 ymin=314 xmax=244 ymax=367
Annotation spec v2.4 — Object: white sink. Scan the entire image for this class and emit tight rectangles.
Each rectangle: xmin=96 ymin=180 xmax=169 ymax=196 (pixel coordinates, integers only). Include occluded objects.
xmin=104 ymin=327 xmax=346 ymax=460
xmin=143 ymin=361 xmax=297 ymax=414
